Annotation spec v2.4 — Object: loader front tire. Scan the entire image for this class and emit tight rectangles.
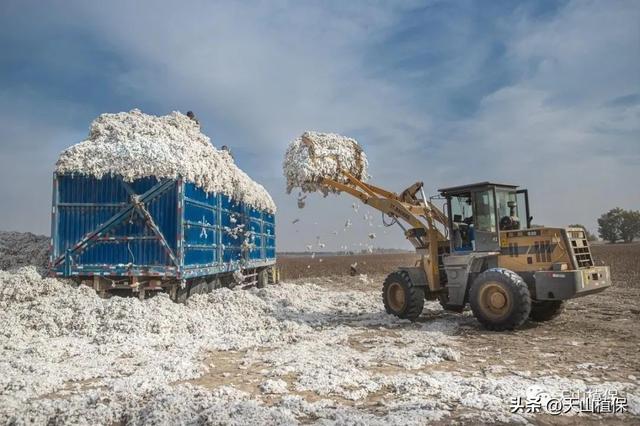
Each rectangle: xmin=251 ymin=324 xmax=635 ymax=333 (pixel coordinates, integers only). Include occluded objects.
xmin=529 ymin=300 xmax=565 ymax=322
xmin=470 ymin=268 xmax=531 ymax=331
xmin=382 ymin=271 xmax=424 ymax=321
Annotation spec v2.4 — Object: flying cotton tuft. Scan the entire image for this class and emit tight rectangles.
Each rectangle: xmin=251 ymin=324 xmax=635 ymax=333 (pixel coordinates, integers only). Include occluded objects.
xmin=55 ymin=109 xmax=276 ymax=212
xmin=283 ymin=131 xmax=368 ymax=195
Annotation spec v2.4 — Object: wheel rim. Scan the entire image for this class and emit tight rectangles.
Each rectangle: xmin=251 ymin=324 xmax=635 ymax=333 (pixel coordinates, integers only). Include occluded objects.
xmin=478 ymin=281 xmax=512 ymax=320
xmin=387 ymin=282 xmax=405 ymax=312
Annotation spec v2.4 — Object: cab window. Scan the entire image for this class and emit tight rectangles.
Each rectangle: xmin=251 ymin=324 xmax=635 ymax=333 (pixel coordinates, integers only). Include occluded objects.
xmin=496 ymin=190 xmax=521 ymax=230
xmin=473 ymin=190 xmax=496 ymax=232
xmin=449 ymin=194 xmax=473 ymax=250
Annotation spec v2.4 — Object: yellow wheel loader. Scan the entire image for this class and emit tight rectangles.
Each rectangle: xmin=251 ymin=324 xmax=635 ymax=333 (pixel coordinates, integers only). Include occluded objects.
xmin=318 ymin=173 xmax=610 ymax=330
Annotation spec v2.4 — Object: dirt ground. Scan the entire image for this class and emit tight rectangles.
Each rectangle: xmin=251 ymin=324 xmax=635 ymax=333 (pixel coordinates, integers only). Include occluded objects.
xmin=266 ymin=244 xmax=640 ymax=423
xmin=287 ymin=272 xmax=640 ymax=382
xmin=278 ymin=252 xmax=421 ymax=280
xmin=2 ymin=243 xmax=638 ymax=424
xmin=277 ymin=244 xmax=640 ymax=285
xmin=185 ymin=275 xmax=639 ymax=423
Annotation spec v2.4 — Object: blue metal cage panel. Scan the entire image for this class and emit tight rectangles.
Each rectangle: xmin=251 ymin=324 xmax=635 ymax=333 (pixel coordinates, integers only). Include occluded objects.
xmin=182 ymin=183 xmax=276 ymax=276
xmin=182 ymin=183 xmax=220 ymax=268
xmin=51 ymin=174 xmax=276 ymax=280
xmin=52 ymin=175 xmax=179 ymax=277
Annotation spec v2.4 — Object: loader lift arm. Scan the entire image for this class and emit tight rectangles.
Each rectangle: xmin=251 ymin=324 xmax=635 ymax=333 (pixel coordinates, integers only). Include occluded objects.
xmin=318 ymin=171 xmax=448 ymax=292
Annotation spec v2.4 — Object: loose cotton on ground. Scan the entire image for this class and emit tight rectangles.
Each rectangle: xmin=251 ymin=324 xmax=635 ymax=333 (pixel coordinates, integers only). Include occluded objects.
xmin=283 ymin=131 xmax=368 ymax=195
xmin=56 ymin=109 xmax=275 ymax=213
xmin=2 ymin=264 xmax=637 ymax=424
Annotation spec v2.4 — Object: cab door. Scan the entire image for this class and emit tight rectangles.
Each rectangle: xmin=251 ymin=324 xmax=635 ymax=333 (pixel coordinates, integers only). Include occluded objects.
xmin=472 ymin=189 xmax=499 ymax=251
xmin=516 ymin=189 xmax=531 ymax=228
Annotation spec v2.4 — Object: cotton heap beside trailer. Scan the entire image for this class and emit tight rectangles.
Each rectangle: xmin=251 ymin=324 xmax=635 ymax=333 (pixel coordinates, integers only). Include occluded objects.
xmin=50 ymin=110 xmax=278 ymax=299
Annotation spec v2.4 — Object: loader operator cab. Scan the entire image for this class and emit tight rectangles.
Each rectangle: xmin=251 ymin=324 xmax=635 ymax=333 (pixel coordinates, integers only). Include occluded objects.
xmin=438 ymin=182 xmax=531 ymax=253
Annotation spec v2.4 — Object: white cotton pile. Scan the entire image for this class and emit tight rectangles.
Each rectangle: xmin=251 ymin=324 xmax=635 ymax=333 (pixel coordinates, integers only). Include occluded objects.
xmin=0 ymin=231 xmax=50 ymax=272
xmin=259 ymin=379 xmax=289 ymax=395
xmin=2 ymin=266 xmax=638 ymax=424
xmin=283 ymin=131 xmax=368 ymax=195
xmin=55 ymin=109 xmax=276 ymax=212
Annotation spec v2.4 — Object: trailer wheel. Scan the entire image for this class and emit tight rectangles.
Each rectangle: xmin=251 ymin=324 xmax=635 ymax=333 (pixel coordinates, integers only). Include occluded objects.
xmin=257 ymin=268 xmax=268 ymax=288
xmin=175 ymin=284 xmax=189 ymax=303
xmin=382 ymin=271 xmax=424 ymax=321
xmin=530 ymin=300 xmax=565 ymax=322
xmin=269 ymin=266 xmax=280 ymax=284
xmin=221 ymin=274 xmax=237 ymax=289
xmin=189 ymin=279 xmax=209 ymax=296
xmin=469 ymin=268 xmax=531 ymax=331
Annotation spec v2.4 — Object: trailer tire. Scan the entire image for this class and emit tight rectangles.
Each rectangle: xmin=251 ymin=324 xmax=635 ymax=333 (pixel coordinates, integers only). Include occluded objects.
xmin=470 ymin=268 xmax=531 ymax=331
xmin=189 ymin=279 xmax=209 ymax=296
xmin=220 ymin=274 xmax=236 ymax=289
xmin=382 ymin=271 xmax=424 ymax=321
xmin=530 ymin=300 xmax=565 ymax=322
xmin=257 ymin=268 xmax=268 ymax=288
xmin=175 ymin=284 xmax=189 ymax=303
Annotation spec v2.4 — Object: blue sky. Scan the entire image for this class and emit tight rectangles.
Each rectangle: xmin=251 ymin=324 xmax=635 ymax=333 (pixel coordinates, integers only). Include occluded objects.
xmin=0 ymin=0 xmax=638 ymax=251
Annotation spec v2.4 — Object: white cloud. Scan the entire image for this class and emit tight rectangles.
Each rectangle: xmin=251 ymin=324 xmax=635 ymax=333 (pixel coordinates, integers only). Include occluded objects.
xmin=0 ymin=0 xmax=637 ymax=249
xmin=437 ymin=0 xmax=640 ymax=233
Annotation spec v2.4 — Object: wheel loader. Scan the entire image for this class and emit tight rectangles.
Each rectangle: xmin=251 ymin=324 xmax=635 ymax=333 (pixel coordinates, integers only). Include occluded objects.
xmin=317 ymin=173 xmax=610 ymax=330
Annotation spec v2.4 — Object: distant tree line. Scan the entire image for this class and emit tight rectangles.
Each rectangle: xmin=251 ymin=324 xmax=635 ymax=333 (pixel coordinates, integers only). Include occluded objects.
xmin=597 ymin=207 xmax=640 ymax=243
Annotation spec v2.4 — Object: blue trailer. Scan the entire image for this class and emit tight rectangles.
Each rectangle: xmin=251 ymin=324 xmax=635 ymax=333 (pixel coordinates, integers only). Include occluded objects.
xmin=49 ymin=173 xmax=277 ymax=299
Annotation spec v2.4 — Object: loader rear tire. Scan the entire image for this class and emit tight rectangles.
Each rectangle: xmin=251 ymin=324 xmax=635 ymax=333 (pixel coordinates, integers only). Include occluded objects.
xmin=382 ymin=271 xmax=424 ymax=321
xmin=530 ymin=300 xmax=565 ymax=322
xmin=470 ymin=268 xmax=531 ymax=331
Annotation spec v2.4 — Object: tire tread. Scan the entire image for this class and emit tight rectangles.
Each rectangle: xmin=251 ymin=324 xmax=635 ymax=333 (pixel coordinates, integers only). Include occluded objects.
xmin=469 ymin=268 xmax=531 ymax=331
xmin=382 ymin=271 xmax=425 ymax=321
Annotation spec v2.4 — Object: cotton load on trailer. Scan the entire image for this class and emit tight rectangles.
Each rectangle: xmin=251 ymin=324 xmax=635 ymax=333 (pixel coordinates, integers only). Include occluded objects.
xmin=49 ymin=110 xmax=278 ymax=299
